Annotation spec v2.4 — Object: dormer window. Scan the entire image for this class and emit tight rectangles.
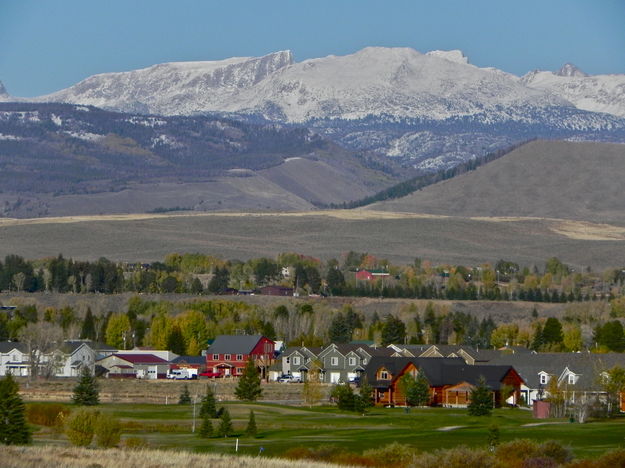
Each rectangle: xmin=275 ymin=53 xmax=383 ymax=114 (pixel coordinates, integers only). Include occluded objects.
xmin=539 ymin=373 xmax=549 ymax=385
xmin=380 ymin=370 xmax=389 ymax=380
xmin=568 ymin=374 xmax=576 ymax=385
xmin=348 ymin=357 xmax=356 ymax=366
xmin=293 ymin=356 xmax=301 ymax=365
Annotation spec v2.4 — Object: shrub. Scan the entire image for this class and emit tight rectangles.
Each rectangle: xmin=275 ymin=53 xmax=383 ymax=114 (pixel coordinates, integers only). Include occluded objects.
xmin=65 ymin=408 xmax=98 ymax=447
xmin=495 ymin=439 xmax=542 ymax=466
xmin=539 ymin=440 xmax=572 ymax=464
xmin=94 ymin=413 xmax=121 ymax=448
xmin=26 ymin=403 xmax=70 ymax=427
xmin=362 ymin=442 xmax=418 ymax=468
xmin=423 ymin=446 xmax=496 ymax=468
xmin=122 ymin=436 xmax=149 ymax=450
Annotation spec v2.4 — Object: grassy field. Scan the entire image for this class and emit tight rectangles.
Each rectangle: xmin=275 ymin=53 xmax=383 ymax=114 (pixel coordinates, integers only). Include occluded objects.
xmin=1 ymin=210 xmax=625 ymax=269
xmin=29 ymin=401 xmax=625 ymax=460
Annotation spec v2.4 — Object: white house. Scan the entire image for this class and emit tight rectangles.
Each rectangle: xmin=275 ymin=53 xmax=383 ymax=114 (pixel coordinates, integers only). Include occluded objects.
xmin=0 ymin=342 xmax=29 ymax=376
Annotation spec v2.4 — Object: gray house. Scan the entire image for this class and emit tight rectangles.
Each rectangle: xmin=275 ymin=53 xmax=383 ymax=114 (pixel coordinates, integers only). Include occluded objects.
xmin=280 ymin=343 xmax=394 ymax=383
xmin=486 ymin=352 xmax=625 ymax=405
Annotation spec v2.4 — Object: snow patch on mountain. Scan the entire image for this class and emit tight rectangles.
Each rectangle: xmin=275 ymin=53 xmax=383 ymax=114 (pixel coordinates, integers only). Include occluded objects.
xmin=425 ymin=50 xmax=469 ymax=65
xmin=556 ymin=63 xmax=588 ymax=77
xmin=38 ymin=50 xmax=294 ymax=115
xmin=522 ymin=65 xmax=625 ymax=117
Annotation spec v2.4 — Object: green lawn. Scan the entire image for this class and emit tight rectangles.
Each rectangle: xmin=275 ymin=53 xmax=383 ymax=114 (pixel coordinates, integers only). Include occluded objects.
xmin=31 ymin=402 xmax=625 ymax=459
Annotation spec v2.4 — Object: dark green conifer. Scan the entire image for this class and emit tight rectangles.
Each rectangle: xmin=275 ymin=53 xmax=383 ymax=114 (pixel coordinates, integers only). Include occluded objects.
xmin=80 ymin=308 xmax=96 ymax=340
xmin=199 ymin=385 xmax=217 ymax=418
xmin=198 ymin=415 xmax=213 ymax=438
xmin=468 ymin=376 xmax=493 ymax=416
xmin=72 ymin=367 xmax=100 ymax=406
xmin=217 ymin=407 xmax=233 ymax=437
xmin=245 ymin=410 xmax=257 ymax=437
xmin=234 ymin=357 xmax=262 ymax=401
xmin=0 ymin=374 xmax=31 ymax=445
xmin=178 ymin=384 xmax=192 ymax=405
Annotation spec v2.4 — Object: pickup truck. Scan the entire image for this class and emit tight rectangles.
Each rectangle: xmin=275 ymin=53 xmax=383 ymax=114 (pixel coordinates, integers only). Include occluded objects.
xmin=167 ymin=368 xmax=198 ymax=380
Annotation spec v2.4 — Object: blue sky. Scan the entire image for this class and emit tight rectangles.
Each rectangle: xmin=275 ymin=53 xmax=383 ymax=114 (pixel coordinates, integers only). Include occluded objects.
xmin=1 ymin=0 xmax=624 ymax=97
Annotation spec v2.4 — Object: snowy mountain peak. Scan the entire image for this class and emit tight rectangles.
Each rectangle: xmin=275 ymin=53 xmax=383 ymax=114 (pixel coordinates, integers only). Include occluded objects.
xmin=0 ymin=81 xmax=8 ymax=97
xmin=426 ymin=50 xmax=469 ymax=65
xmin=556 ymin=63 xmax=588 ymax=77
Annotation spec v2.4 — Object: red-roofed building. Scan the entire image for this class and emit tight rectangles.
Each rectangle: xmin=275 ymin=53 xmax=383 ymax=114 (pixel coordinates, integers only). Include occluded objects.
xmin=205 ymin=335 xmax=275 ymax=379
xmin=97 ymin=353 xmax=170 ymax=379
xmin=355 ymin=269 xmax=390 ymax=281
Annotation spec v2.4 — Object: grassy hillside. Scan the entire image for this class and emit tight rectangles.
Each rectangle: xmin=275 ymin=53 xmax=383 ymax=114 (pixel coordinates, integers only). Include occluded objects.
xmin=1 ymin=210 xmax=625 ymax=269
xmin=370 ymin=140 xmax=625 ymax=224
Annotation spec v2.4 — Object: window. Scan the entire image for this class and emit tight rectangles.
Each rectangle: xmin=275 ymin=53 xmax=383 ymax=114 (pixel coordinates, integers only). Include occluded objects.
xmin=293 ymin=356 xmax=301 ymax=365
xmin=380 ymin=370 xmax=389 ymax=380
xmin=236 ymin=354 xmax=243 ymax=361
xmin=212 ymin=354 xmax=219 ymax=360
xmin=330 ymin=357 xmax=339 ymax=366
xmin=539 ymin=374 xmax=548 ymax=385
xmin=348 ymin=357 xmax=356 ymax=366
xmin=237 ymin=367 xmax=243 ymax=374
xmin=568 ymin=374 xmax=576 ymax=384
xmin=224 ymin=354 xmax=231 ymax=360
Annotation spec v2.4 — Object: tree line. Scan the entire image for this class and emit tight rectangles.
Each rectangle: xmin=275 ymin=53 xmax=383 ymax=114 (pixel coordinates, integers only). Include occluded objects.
xmin=2 ymin=252 xmax=625 ymax=305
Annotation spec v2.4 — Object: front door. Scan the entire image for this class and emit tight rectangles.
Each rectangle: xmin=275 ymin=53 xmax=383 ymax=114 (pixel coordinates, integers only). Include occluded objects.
xmin=330 ymin=372 xmax=341 ymax=383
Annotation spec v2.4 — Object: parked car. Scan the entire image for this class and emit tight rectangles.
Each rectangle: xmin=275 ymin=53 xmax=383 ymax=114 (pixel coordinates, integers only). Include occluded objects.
xmin=278 ymin=374 xmax=301 ymax=383
xmin=199 ymin=371 xmax=223 ymax=379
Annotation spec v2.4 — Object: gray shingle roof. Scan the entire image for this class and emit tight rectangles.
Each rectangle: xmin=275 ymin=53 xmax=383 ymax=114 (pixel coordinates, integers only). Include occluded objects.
xmin=364 ymin=356 xmax=519 ymax=390
xmin=208 ymin=335 xmax=266 ymax=354
xmin=485 ymin=352 xmax=625 ymax=390
xmin=0 ymin=341 xmax=27 ymax=353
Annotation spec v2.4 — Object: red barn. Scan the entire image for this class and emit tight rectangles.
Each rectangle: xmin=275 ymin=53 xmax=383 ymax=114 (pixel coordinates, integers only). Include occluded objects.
xmin=205 ymin=335 xmax=275 ymax=379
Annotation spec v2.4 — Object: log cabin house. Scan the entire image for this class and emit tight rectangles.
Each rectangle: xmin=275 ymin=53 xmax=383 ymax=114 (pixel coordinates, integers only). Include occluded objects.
xmin=364 ymin=356 xmax=524 ymax=407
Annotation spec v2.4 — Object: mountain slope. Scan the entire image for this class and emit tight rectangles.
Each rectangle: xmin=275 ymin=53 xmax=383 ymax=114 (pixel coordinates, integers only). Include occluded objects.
xmin=0 ymin=102 xmax=395 ymax=217
xmin=369 ymin=140 xmax=625 ymax=223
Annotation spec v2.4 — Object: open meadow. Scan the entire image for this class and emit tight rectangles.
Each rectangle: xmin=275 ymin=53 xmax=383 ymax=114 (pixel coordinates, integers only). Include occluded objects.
xmin=1 ymin=210 xmax=625 ymax=269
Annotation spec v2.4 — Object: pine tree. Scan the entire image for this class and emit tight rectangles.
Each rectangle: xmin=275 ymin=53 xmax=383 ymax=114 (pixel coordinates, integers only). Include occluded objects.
xmin=199 ymin=385 xmax=217 ymax=418
xmin=245 ymin=410 xmax=257 ymax=437
xmin=468 ymin=377 xmax=493 ymax=416
xmin=80 ymin=308 xmax=96 ymax=340
xmin=357 ymin=378 xmax=374 ymax=412
xmin=406 ymin=373 xmax=431 ymax=407
xmin=72 ymin=367 xmax=100 ymax=406
xmin=0 ymin=374 xmax=31 ymax=445
xmin=167 ymin=325 xmax=186 ymax=356
xmin=235 ymin=357 xmax=262 ymax=401
xmin=178 ymin=384 xmax=192 ymax=405
xmin=217 ymin=407 xmax=233 ymax=437
xmin=198 ymin=415 xmax=213 ymax=438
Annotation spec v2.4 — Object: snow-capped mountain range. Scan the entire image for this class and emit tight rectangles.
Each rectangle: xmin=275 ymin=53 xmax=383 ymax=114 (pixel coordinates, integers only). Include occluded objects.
xmin=1 ymin=47 xmax=625 ymax=169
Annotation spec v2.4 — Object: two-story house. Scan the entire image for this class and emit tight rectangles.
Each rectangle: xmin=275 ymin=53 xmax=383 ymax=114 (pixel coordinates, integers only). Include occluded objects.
xmin=486 ymin=352 xmax=625 ymax=407
xmin=0 ymin=341 xmax=29 ymax=376
xmin=280 ymin=343 xmax=394 ymax=383
xmin=205 ymin=335 xmax=275 ymax=379
xmin=364 ymin=356 xmax=524 ymax=407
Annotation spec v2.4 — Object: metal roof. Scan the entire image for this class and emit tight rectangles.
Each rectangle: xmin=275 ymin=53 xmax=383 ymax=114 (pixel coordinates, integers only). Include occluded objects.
xmin=208 ymin=335 xmax=268 ymax=354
